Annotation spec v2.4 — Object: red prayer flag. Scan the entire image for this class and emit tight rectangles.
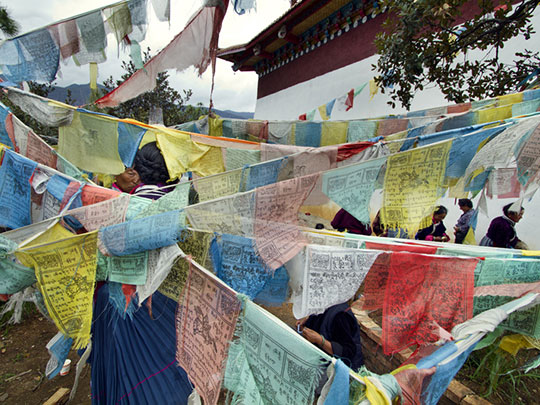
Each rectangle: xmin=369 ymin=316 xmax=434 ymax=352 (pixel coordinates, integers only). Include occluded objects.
xmin=382 ymin=252 xmax=477 ymax=354
xmin=365 ymin=241 xmax=438 ymax=254
xmin=345 ymin=89 xmax=355 ymax=111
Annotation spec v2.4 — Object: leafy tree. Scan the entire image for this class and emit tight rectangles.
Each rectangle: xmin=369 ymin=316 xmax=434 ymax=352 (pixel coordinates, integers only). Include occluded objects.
xmin=0 ymin=5 xmax=19 ymax=37
xmin=100 ymin=48 xmax=204 ymax=126
xmin=64 ymin=89 xmax=77 ymax=106
xmin=374 ymin=0 xmax=540 ymax=109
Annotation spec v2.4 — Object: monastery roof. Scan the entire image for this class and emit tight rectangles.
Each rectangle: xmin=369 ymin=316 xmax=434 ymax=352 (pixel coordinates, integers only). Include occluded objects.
xmin=218 ymin=0 xmax=382 ymax=75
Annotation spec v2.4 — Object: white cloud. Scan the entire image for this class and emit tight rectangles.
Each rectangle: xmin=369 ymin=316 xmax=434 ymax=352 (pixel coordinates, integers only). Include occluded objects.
xmin=6 ymin=0 xmax=291 ymax=112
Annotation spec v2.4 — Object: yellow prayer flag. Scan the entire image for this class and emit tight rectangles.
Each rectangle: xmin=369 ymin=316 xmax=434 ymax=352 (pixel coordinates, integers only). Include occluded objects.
xmin=381 ymin=140 xmax=452 ymax=233
xmin=499 ymin=334 xmax=534 ymax=356
xmin=58 ymin=111 xmax=125 ymax=175
xmin=89 ymin=63 xmax=98 ymax=90
xmin=321 ymin=121 xmax=348 ymax=146
xmin=477 ymin=105 xmax=513 ymax=124
xmin=462 ymin=226 xmax=476 ymax=245
xmin=369 ymin=79 xmax=379 ymax=100
xmin=209 ymin=116 xmax=224 ymax=138
xmin=496 ymin=93 xmax=523 ymax=107
xmin=156 ymin=128 xmax=225 ymax=180
xmin=16 ymin=232 xmax=98 ymax=349
xmin=318 ymin=104 xmax=329 ymax=121
xmin=23 ymin=223 xmax=74 ymax=248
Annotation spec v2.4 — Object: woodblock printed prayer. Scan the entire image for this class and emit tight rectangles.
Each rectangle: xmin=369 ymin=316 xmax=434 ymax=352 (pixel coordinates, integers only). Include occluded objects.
xmin=17 ymin=232 xmax=97 ymax=348
xmin=382 ymin=252 xmax=477 ymax=354
xmin=292 ymin=245 xmax=380 ymax=319
xmin=225 ymin=300 xmax=325 ymax=405
xmin=254 ymin=175 xmax=318 ymax=270
xmin=175 ymin=263 xmax=241 ymax=405
xmin=381 ymin=140 xmax=452 ymax=233
xmin=194 ymin=169 xmax=243 ymax=202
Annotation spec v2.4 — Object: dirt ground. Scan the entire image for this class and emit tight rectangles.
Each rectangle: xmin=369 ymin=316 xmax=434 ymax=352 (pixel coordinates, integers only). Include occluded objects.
xmin=0 ymin=308 xmax=91 ymax=405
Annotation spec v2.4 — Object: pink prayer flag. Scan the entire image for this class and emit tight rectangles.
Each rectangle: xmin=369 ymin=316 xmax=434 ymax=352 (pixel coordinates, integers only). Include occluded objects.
xmin=254 ymin=174 xmax=318 ymax=270
xmin=382 ymin=252 xmax=477 ymax=354
xmin=176 ymin=261 xmax=241 ymax=405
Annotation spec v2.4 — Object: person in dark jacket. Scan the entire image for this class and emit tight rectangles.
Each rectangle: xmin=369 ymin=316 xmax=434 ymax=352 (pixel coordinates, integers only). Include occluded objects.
xmin=296 ymin=302 xmax=364 ymax=370
xmin=331 ymin=208 xmax=372 ymax=235
xmin=480 ymin=202 xmax=525 ymax=248
xmin=415 ymin=205 xmax=450 ymax=242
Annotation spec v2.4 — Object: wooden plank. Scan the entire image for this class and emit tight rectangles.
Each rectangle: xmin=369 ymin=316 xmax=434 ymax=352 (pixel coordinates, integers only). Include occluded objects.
xmin=43 ymin=388 xmax=70 ymax=405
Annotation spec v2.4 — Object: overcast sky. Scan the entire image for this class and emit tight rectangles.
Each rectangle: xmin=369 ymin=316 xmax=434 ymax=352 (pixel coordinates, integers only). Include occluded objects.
xmin=4 ymin=0 xmax=291 ymax=112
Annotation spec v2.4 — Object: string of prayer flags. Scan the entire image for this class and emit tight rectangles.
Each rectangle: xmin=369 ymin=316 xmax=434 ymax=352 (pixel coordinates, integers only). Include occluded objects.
xmin=223 ymin=299 xmax=327 ymax=405
xmin=322 ymin=157 xmax=386 ymax=224
xmin=98 ymin=210 xmax=185 ymax=256
xmin=17 ymin=232 xmax=98 ymax=349
xmin=464 ymin=116 xmax=540 ymax=186
xmin=0 ymin=149 xmax=38 ymax=229
xmin=6 ymin=88 xmax=74 ymax=127
xmin=96 ymin=2 xmax=228 ymax=107
xmin=288 ymin=245 xmax=380 ymax=319
xmin=382 ymin=252 xmax=477 ymax=354
xmin=175 ymin=260 xmax=241 ymax=405
xmin=380 ymin=140 xmax=452 ymax=233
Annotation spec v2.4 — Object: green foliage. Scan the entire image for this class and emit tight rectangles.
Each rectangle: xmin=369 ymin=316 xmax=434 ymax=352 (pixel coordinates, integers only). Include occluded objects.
xmin=459 ymin=336 xmax=540 ymax=404
xmin=98 ymin=48 xmax=205 ymax=126
xmin=0 ymin=5 xmax=19 ymax=37
xmin=374 ymin=0 xmax=540 ymax=109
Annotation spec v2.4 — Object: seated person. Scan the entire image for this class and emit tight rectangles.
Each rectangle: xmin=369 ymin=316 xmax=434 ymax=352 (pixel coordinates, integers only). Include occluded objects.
xmin=415 ymin=205 xmax=450 ymax=242
xmin=331 ymin=208 xmax=372 ymax=235
xmin=296 ymin=301 xmax=364 ymax=371
xmin=480 ymin=202 xmax=525 ymax=248
xmin=112 ymin=167 xmax=142 ymax=194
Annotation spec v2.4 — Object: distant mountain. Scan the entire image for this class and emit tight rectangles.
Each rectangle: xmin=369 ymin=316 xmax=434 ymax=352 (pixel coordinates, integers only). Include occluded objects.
xmin=48 ymin=84 xmax=106 ymax=106
xmin=212 ymin=109 xmax=254 ymax=119
xmin=47 ymin=84 xmax=254 ymax=120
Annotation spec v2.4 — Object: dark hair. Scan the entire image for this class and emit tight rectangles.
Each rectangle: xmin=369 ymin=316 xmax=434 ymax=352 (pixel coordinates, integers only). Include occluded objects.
xmin=434 ymin=205 xmax=448 ymax=215
xmin=458 ymin=198 xmax=473 ymax=208
xmin=503 ymin=202 xmax=524 ymax=216
xmin=133 ymin=142 xmax=170 ymax=185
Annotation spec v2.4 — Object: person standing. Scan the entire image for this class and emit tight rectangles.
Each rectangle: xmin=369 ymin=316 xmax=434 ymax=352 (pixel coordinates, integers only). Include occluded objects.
xmin=454 ymin=198 xmax=475 ymax=244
